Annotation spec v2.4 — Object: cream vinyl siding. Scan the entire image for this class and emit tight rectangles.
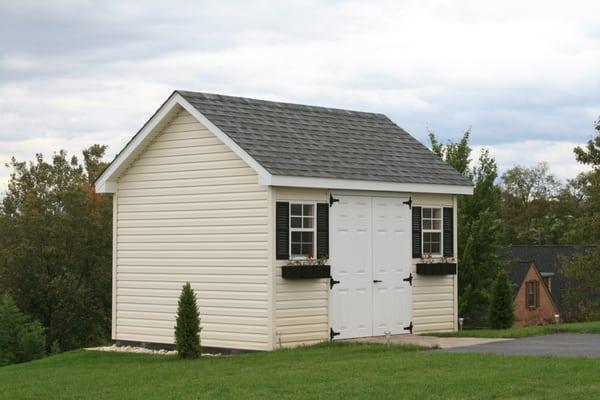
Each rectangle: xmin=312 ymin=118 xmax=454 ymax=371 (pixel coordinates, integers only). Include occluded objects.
xmin=273 ymin=188 xmax=330 ymax=348
xmin=114 ymin=109 xmax=271 ymax=351
xmin=411 ymin=193 xmax=457 ymax=333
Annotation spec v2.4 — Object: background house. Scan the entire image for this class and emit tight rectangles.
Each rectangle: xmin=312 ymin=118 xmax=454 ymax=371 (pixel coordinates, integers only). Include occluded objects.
xmin=507 ymin=245 xmax=596 ymax=326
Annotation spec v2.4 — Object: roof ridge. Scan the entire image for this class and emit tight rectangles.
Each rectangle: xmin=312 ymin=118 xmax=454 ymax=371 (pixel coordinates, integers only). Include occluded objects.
xmin=176 ymin=90 xmax=388 ymax=118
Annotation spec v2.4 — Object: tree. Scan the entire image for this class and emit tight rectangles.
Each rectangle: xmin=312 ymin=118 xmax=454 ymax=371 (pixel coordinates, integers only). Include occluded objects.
xmin=174 ymin=282 xmax=201 ymax=358
xmin=501 ymin=162 xmax=562 ymax=244
xmin=570 ymin=118 xmax=600 ymax=243
xmin=429 ymin=130 xmax=504 ymax=325
xmin=488 ymin=270 xmax=515 ymax=329
xmin=0 ymin=146 xmax=112 ymax=351
xmin=559 ymin=247 xmax=600 ymax=321
xmin=0 ymin=294 xmax=46 ymax=366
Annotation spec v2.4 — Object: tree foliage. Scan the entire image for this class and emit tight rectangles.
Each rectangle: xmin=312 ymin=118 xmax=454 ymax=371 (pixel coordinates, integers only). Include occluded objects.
xmin=0 ymin=145 xmax=112 ymax=351
xmin=175 ymin=282 xmax=201 ymax=358
xmin=429 ymin=130 xmax=504 ymax=325
xmin=488 ymin=269 xmax=515 ymax=329
xmin=0 ymin=294 xmax=46 ymax=366
xmin=559 ymin=247 xmax=600 ymax=322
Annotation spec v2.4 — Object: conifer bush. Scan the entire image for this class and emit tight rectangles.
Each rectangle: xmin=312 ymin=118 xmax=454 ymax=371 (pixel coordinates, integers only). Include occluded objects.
xmin=488 ymin=269 xmax=515 ymax=329
xmin=0 ymin=295 xmax=46 ymax=366
xmin=174 ymin=282 xmax=201 ymax=358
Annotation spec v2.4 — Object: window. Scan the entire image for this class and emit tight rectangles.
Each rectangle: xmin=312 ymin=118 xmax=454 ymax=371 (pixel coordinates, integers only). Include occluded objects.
xmin=290 ymin=203 xmax=315 ymax=258
xmin=526 ymin=281 xmax=538 ymax=308
xmin=422 ymin=207 xmax=442 ymax=256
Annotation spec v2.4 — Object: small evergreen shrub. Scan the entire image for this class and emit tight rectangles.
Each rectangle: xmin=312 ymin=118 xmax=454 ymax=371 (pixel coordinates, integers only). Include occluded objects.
xmin=174 ymin=283 xmax=201 ymax=358
xmin=488 ymin=269 xmax=515 ymax=329
xmin=0 ymin=295 xmax=46 ymax=366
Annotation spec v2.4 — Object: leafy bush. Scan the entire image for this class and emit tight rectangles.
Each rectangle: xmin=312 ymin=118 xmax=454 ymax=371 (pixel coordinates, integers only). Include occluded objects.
xmin=0 ymin=294 xmax=46 ymax=366
xmin=174 ymin=283 xmax=201 ymax=358
xmin=488 ymin=270 xmax=515 ymax=329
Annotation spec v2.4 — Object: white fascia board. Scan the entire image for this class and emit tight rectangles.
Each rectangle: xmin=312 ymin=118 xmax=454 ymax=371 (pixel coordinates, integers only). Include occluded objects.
xmin=95 ymin=92 xmax=272 ymax=193
xmin=268 ymin=175 xmax=474 ymax=195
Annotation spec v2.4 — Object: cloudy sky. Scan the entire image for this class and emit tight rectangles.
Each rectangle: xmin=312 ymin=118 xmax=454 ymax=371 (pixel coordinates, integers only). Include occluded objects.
xmin=1 ymin=0 xmax=599 ymax=192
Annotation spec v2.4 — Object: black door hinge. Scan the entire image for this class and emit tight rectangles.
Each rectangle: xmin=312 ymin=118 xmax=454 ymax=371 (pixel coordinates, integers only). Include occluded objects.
xmin=403 ymin=321 xmax=414 ymax=334
xmin=330 ymin=328 xmax=340 ymax=340
xmin=403 ymin=197 xmax=413 ymax=209
xmin=329 ymin=194 xmax=339 ymax=207
xmin=403 ymin=273 xmax=413 ymax=286
xmin=330 ymin=277 xmax=340 ymax=289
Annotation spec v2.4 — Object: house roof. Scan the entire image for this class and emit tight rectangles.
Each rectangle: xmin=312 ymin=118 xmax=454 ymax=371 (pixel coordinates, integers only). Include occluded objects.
xmin=177 ymin=91 xmax=472 ymax=186
xmin=505 ymin=245 xmax=597 ymax=312
xmin=95 ymin=91 xmax=473 ymax=193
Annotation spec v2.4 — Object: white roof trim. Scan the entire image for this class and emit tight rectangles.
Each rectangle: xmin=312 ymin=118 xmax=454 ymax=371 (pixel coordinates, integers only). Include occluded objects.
xmin=95 ymin=92 xmax=272 ymax=193
xmin=267 ymin=175 xmax=474 ymax=195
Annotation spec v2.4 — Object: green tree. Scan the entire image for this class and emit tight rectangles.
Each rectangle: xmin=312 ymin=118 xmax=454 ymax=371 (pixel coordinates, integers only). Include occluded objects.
xmin=570 ymin=118 xmax=600 ymax=243
xmin=0 ymin=146 xmax=112 ymax=351
xmin=429 ymin=130 xmax=504 ymax=325
xmin=559 ymin=247 xmax=600 ymax=321
xmin=0 ymin=294 xmax=46 ymax=366
xmin=488 ymin=270 xmax=515 ymax=329
xmin=500 ymin=162 xmax=563 ymax=244
xmin=175 ymin=282 xmax=201 ymax=358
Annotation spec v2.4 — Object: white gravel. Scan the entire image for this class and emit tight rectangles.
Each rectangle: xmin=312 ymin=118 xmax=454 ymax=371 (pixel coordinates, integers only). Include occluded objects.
xmin=85 ymin=344 xmax=220 ymax=356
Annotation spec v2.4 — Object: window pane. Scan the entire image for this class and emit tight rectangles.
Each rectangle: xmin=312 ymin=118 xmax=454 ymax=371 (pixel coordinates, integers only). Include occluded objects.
xmin=302 ymin=231 xmax=313 ymax=242
xmin=301 ymin=244 xmax=312 ymax=256
xmin=291 ymin=204 xmax=302 ymax=216
xmin=432 ymin=208 xmax=441 ymax=219
xmin=423 ymin=208 xmax=431 ymax=218
xmin=303 ymin=204 xmax=314 ymax=216
xmin=431 ymin=242 xmax=441 ymax=254
xmin=291 ymin=231 xmax=302 ymax=242
xmin=303 ymin=217 xmax=314 ymax=228
xmin=291 ymin=243 xmax=301 ymax=255
xmin=291 ymin=217 xmax=302 ymax=228
xmin=423 ymin=219 xmax=432 ymax=230
xmin=431 ymin=220 xmax=441 ymax=230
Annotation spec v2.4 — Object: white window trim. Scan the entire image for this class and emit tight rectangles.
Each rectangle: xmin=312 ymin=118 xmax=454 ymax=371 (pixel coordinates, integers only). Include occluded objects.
xmin=421 ymin=206 xmax=443 ymax=257
xmin=289 ymin=202 xmax=317 ymax=260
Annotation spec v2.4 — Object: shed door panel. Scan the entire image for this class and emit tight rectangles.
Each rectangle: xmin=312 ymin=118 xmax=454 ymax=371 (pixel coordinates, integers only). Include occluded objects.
xmin=372 ymin=197 xmax=412 ymax=336
xmin=329 ymin=196 xmax=373 ymax=339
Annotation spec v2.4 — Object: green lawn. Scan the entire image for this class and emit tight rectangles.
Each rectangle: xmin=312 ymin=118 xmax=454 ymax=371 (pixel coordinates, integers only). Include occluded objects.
xmin=2 ymin=342 xmax=600 ymax=399
xmin=426 ymin=321 xmax=600 ymax=339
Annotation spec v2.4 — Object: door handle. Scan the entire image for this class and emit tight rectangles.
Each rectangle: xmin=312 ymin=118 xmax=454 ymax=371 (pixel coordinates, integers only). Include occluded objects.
xmin=373 ymin=280 xmax=382 ymax=283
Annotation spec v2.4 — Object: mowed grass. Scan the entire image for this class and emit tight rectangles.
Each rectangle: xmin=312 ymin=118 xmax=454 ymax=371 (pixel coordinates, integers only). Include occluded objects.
xmin=426 ymin=321 xmax=600 ymax=339
xmin=2 ymin=342 xmax=600 ymax=399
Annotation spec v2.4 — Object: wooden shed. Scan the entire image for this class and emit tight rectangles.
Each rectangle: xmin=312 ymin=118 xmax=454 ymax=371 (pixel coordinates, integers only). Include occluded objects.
xmin=95 ymin=91 xmax=473 ymax=351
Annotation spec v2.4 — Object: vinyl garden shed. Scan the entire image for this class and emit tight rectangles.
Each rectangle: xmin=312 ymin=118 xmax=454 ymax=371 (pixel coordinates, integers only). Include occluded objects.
xmin=95 ymin=91 xmax=473 ymax=351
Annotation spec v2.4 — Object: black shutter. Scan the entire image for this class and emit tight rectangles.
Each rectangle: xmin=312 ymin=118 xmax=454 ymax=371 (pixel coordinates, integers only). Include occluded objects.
xmin=443 ymin=207 xmax=454 ymax=258
xmin=276 ymin=202 xmax=289 ymax=260
xmin=412 ymin=206 xmax=422 ymax=258
xmin=316 ymin=203 xmax=329 ymax=258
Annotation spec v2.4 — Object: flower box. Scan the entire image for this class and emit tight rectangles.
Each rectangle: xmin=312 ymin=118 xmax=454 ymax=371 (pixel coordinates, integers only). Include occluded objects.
xmin=416 ymin=263 xmax=457 ymax=276
xmin=282 ymin=265 xmax=331 ymax=279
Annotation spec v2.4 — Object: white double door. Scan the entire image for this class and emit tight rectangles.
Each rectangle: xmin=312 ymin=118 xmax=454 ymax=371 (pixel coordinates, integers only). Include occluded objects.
xmin=329 ymin=194 xmax=412 ymax=339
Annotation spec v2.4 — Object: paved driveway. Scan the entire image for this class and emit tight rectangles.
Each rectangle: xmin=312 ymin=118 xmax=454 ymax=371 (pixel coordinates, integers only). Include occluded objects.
xmin=434 ymin=333 xmax=600 ymax=357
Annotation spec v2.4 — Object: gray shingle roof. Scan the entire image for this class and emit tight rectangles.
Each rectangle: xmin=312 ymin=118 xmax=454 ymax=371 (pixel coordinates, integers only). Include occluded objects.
xmin=178 ymin=91 xmax=472 ymax=186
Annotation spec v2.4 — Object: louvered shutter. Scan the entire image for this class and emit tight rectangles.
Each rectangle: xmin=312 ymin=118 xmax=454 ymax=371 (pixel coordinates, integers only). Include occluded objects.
xmin=443 ymin=207 xmax=454 ymax=258
xmin=276 ymin=202 xmax=289 ymax=260
xmin=412 ymin=206 xmax=422 ymax=258
xmin=316 ymin=203 xmax=329 ymax=258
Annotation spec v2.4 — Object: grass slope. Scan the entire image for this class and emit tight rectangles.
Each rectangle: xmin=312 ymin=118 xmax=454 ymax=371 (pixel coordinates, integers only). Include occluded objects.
xmin=2 ymin=342 xmax=600 ymax=399
xmin=427 ymin=321 xmax=600 ymax=338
